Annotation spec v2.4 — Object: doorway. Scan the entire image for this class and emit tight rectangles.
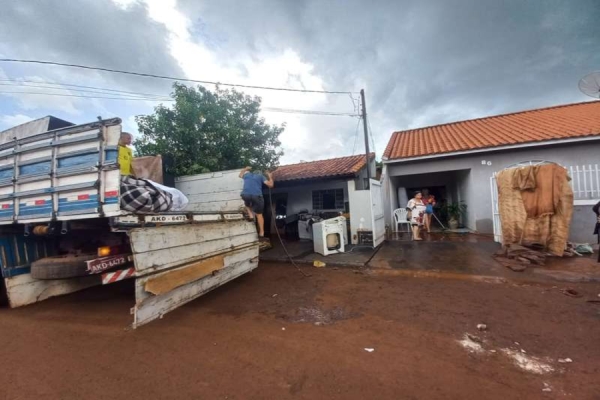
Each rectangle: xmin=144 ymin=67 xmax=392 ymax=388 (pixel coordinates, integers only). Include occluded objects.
xmin=265 ymin=193 xmax=288 ymax=237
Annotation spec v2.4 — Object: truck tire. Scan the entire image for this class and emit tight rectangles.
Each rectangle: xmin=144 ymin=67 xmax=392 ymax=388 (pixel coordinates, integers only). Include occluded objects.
xmin=31 ymin=254 xmax=98 ymax=280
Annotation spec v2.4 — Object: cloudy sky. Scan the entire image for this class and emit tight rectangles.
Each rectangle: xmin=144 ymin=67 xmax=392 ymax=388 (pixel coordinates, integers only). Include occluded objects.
xmin=0 ymin=0 xmax=598 ymax=164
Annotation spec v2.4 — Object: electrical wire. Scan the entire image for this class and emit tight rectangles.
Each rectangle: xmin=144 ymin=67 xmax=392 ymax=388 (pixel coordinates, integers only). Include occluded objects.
xmin=0 ymin=90 xmax=170 ymax=101
xmin=0 ymin=79 xmax=170 ymax=98
xmin=0 ymin=89 xmax=360 ymax=116
xmin=351 ymin=116 xmax=362 ymax=155
xmin=267 ymin=187 xmax=311 ymax=278
xmin=0 ymin=82 xmax=168 ymax=99
xmin=367 ymin=118 xmax=377 ymax=155
xmin=0 ymin=58 xmax=357 ymax=95
xmin=263 ymin=107 xmax=359 ymax=117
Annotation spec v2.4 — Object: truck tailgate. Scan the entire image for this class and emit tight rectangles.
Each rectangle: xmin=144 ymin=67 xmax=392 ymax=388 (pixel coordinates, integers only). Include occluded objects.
xmin=126 ymin=168 xmax=256 ymax=328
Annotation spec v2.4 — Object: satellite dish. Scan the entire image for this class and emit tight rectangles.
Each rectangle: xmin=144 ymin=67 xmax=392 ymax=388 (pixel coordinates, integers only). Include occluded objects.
xmin=579 ymin=72 xmax=600 ymax=98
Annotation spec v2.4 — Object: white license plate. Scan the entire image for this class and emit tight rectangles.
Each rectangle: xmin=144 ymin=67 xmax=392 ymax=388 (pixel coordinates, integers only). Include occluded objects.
xmin=87 ymin=254 xmax=132 ymax=274
xmin=144 ymin=215 xmax=188 ymax=223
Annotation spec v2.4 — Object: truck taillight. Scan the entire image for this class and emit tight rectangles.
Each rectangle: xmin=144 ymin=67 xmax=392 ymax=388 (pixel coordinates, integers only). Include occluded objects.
xmin=98 ymin=246 xmax=111 ymax=257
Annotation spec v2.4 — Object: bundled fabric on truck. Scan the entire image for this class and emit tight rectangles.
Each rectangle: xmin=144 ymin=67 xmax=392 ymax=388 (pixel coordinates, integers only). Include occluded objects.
xmin=120 ymin=176 xmax=173 ymax=213
xmin=497 ymin=164 xmax=573 ymax=256
xmin=146 ymin=179 xmax=189 ymax=211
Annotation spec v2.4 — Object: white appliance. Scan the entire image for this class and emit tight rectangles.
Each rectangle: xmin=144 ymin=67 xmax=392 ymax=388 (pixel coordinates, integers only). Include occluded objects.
xmin=298 ymin=220 xmax=313 ymax=240
xmin=297 ymin=214 xmax=322 ymax=241
xmin=313 ymin=216 xmax=347 ymax=256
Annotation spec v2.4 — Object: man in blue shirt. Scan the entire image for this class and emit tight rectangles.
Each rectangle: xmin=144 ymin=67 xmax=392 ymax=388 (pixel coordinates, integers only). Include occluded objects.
xmin=239 ymin=166 xmax=274 ymax=240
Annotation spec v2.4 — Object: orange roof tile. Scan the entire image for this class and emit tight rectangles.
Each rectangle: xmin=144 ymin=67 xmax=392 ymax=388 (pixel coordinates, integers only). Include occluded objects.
xmin=273 ymin=153 xmax=374 ymax=182
xmin=384 ymin=101 xmax=600 ymax=160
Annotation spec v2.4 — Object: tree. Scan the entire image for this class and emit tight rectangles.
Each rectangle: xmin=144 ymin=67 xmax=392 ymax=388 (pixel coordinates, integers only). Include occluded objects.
xmin=135 ymin=83 xmax=284 ymax=176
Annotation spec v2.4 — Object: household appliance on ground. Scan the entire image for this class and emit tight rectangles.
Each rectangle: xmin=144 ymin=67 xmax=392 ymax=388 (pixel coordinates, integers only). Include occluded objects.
xmin=297 ymin=212 xmax=322 ymax=240
xmin=313 ymin=216 xmax=347 ymax=256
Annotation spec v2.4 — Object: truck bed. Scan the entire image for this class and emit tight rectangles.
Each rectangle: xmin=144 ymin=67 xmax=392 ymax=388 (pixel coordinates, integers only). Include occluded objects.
xmin=0 ymin=118 xmax=122 ymax=225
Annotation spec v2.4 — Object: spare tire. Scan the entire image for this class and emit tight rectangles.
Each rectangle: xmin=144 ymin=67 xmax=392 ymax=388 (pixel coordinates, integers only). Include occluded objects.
xmin=31 ymin=254 xmax=98 ymax=280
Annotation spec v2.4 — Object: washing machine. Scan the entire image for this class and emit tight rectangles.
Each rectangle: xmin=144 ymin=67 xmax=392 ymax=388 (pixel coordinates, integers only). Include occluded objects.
xmin=313 ymin=216 xmax=347 ymax=256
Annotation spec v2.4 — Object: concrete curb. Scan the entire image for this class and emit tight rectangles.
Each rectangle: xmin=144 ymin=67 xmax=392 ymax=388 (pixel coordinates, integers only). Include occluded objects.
xmin=367 ymin=267 xmax=600 ymax=286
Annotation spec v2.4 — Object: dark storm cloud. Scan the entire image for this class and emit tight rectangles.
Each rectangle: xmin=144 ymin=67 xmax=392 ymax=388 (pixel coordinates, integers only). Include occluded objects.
xmin=0 ymin=0 xmax=183 ymax=93
xmin=1 ymin=0 xmax=597 ymax=160
xmin=178 ymin=0 xmax=600 ymax=157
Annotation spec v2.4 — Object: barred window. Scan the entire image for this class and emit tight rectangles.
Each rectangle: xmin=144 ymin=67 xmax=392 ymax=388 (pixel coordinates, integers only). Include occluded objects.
xmin=312 ymin=189 xmax=344 ymax=210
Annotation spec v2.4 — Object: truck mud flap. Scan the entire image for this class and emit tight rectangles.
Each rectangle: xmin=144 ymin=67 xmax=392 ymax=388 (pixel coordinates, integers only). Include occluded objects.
xmin=127 ymin=221 xmax=259 ymax=328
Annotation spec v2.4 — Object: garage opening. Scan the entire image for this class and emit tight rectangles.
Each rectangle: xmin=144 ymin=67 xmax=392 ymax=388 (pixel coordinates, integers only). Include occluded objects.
xmin=389 ymin=169 xmax=472 ymax=238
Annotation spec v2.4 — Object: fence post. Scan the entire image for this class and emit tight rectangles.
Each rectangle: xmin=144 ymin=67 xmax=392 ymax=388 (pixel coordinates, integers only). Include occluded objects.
xmin=575 ymin=165 xmax=581 ymax=198
xmin=583 ymin=165 xmax=588 ymax=198
xmin=596 ymin=164 xmax=600 ymax=199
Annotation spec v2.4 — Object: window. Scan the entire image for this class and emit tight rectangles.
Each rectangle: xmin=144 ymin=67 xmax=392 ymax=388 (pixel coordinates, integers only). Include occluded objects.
xmin=312 ymin=189 xmax=344 ymax=210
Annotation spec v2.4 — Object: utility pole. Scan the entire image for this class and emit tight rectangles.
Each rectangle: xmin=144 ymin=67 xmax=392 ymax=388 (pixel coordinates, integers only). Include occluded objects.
xmin=360 ymin=89 xmax=371 ymax=190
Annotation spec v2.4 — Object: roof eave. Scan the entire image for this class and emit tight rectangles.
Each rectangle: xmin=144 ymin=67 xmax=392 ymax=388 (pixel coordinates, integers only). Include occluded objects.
xmin=274 ymin=174 xmax=356 ymax=185
xmin=383 ymin=135 xmax=600 ymax=164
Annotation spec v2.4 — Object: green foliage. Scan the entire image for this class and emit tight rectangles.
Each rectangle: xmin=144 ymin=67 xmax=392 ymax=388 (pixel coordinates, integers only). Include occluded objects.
xmin=444 ymin=201 xmax=467 ymax=220
xmin=135 ymin=83 xmax=284 ymax=176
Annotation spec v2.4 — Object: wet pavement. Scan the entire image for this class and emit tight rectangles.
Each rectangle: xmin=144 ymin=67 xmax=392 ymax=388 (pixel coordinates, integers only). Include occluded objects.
xmin=261 ymin=233 xmax=600 ymax=284
xmin=369 ymin=240 xmax=506 ymax=275
xmin=259 ymin=238 xmax=376 ymax=268
xmin=370 ymin=234 xmax=600 ymax=284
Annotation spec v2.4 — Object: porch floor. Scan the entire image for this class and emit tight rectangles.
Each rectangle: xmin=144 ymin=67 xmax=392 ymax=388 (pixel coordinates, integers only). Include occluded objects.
xmin=369 ymin=238 xmax=600 ymax=284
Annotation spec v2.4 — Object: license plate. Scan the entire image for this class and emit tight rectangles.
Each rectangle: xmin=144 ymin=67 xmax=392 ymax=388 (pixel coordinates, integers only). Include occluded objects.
xmin=144 ymin=215 xmax=188 ymax=223
xmin=86 ymin=254 xmax=133 ymax=274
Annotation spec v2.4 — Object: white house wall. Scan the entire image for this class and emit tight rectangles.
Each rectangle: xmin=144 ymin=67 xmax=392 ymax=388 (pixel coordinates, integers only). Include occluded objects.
xmin=268 ymin=179 xmax=349 ymax=215
xmin=385 ymin=141 xmax=600 ymax=243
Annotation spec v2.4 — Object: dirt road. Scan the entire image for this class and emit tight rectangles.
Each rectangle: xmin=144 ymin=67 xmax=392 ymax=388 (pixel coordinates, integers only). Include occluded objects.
xmin=1 ymin=263 xmax=599 ymax=399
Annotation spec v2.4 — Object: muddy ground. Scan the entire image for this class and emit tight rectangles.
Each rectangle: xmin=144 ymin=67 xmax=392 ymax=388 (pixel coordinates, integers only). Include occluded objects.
xmin=1 ymin=262 xmax=599 ymax=400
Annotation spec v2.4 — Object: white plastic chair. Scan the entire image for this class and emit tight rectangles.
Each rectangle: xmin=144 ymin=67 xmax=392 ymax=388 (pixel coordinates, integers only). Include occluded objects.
xmin=393 ymin=208 xmax=411 ymax=233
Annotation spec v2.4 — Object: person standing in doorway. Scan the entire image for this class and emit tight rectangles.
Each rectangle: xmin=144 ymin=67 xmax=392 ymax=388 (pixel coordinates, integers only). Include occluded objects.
xmin=422 ymin=189 xmax=436 ymax=233
xmin=407 ymin=191 xmax=426 ymax=241
xmin=118 ymin=132 xmax=135 ymax=177
xmin=239 ymin=167 xmax=274 ymax=241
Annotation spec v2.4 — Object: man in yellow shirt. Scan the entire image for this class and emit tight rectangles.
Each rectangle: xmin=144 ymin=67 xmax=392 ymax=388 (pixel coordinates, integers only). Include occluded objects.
xmin=118 ymin=132 xmax=134 ymax=176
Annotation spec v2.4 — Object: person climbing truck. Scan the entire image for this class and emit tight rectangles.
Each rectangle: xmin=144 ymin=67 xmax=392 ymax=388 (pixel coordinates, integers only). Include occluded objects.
xmin=239 ymin=166 xmax=274 ymax=241
xmin=118 ymin=131 xmax=135 ymax=177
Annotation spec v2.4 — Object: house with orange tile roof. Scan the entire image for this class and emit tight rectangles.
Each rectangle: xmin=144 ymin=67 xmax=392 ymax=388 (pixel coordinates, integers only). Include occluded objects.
xmin=381 ymin=101 xmax=600 ymax=243
xmin=265 ymin=153 xmax=376 ymax=244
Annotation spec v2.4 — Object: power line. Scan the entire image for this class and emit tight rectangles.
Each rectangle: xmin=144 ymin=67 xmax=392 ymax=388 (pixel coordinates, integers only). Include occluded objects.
xmin=0 ymin=90 xmax=360 ymax=116
xmin=0 ymin=58 xmax=356 ymax=95
xmin=367 ymin=117 xmax=377 ymax=155
xmin=263 ymin=107 xmax=359 ymax=117
xmin=0 ymin=79 xmax=169 ymax=98
xmin=352 ymin=116 xmax=362 ymax=155
xmin=0 ymin=82 xmax=168 ymax=99
xmin=0 ymin=90 xmax=169 ymax=101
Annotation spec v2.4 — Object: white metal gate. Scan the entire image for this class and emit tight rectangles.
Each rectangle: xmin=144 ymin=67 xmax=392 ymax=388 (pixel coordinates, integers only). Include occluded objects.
xmin=490 ymin=174 xmax=502 ymax=243
xmin=370 ymin=179 xmax=386 ymax=247
xmin=568 ymin=164 xmax=600 ymax=204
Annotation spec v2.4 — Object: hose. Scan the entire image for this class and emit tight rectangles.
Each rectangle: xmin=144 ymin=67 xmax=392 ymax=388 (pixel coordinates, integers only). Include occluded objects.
xmin=267 ymin=186 xmax=311 ymax=278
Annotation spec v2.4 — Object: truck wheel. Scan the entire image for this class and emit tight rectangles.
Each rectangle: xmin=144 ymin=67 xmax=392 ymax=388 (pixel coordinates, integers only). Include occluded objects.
xmin=31 ymin=254 xmax=98 ymax=280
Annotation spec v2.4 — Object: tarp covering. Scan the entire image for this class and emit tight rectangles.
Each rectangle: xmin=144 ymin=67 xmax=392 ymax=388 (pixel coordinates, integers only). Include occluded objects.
xmin=497 ymin=164 xmax=573 ymax=256
xmin=132 ymin=155 xmax=163 ymax=183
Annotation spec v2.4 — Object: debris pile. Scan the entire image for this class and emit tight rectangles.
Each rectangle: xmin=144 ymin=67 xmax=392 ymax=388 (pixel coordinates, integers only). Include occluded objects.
xmin=493 ymin=242 xmax=593 ymax=272
xmin=493 ymin=244 xmax=547 ymax=272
